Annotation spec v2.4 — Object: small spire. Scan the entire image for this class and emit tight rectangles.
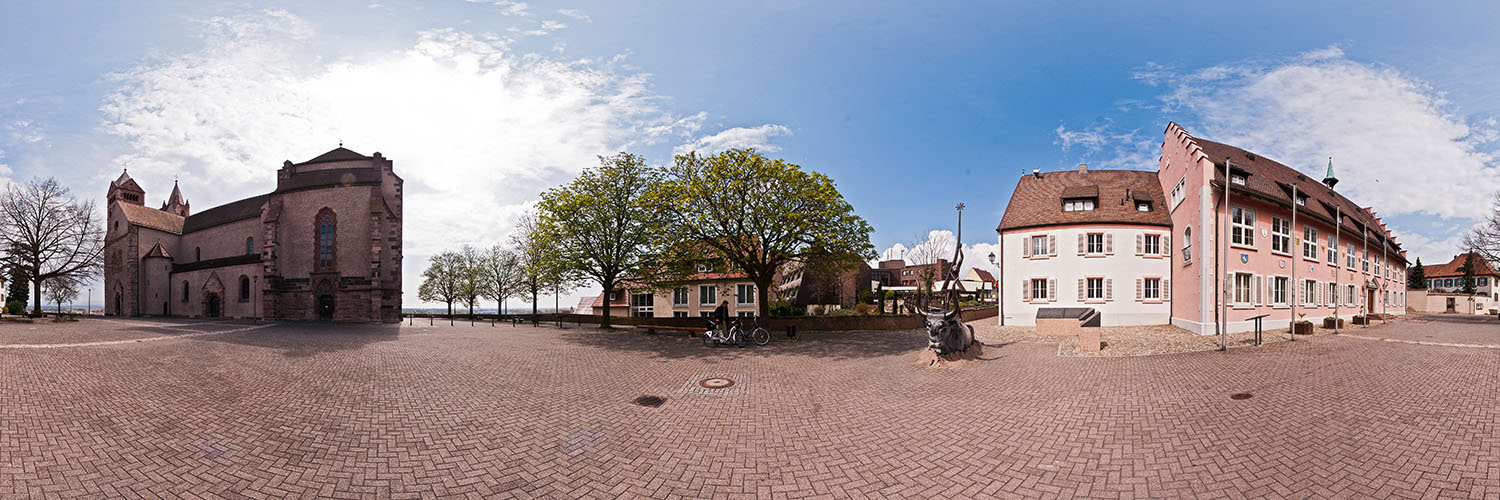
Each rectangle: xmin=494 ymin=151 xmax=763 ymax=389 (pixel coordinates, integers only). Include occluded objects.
xmin=1322 ymin=156 xmax=1339 ymax=188
xmin=339 ymin=139 xmax=343 ymax=148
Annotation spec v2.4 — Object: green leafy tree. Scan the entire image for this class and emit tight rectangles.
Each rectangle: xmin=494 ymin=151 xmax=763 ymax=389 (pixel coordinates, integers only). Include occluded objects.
xmin=418 ymin=250 xmax=464 ymax=317
xmin=455 ymin=245 xmax=485 ymax=319
xmin=511 ymin=211 xmax=580 ymax=317
xmin=534 ymin=153 xmax=660 ymax=328
xmin=1408 ymin=257 xmax=1425 ymax=289
xmin=478 ymin=244 xmax=522 ymax=315
xmin=648 ymin=148 xmax=875 ymax=317
xmin=1461 ymin=253 xmax=1477 ymax=294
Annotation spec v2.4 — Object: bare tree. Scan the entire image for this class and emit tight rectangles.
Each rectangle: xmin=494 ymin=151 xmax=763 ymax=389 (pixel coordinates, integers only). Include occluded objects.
xmin=43 ymin=276 xmax=80 ymax=316
xmin=478 ymin=244 xmax=522 ymax=316
xmin=904 ymin=230 xmax=955 ymax=310
xmin=0 ymin=178 xmax=104 ymax=316
xmin=1465 ymin=194 xmax=1500 ymax=265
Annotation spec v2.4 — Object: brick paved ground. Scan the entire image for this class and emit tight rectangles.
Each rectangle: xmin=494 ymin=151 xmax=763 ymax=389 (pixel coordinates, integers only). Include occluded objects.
xmin=2 ymin=316 xmax=1498 ymax=499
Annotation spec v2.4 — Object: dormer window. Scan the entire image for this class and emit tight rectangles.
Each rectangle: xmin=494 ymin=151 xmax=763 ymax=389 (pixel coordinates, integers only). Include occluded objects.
xmin=1063 ymin=198 xmax=1096 ymax=212
xmin=1135 ymin=201 xmax=1152 ymax=212
xmin=1295 ymin=195 xmax=1307 ymax=206
xmin=697 ymin=263 xmax=712 ymax=273
xmin=1230 ymin=174 xmax=1247 ymax=186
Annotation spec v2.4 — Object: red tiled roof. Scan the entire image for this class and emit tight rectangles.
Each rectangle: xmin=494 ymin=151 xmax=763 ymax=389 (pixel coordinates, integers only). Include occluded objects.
xmin=118 ymin=203 xmax=184 ymax=235
xmin=998 ymin=169 xmax=1171 ymax=231
xmin=1421 ymin=252 xmax=1499 ymax=278
xmin=970 ymin=269 xmax=996 ymax=282
xmin=1190 ymin=136 xmax=1405 ymax=262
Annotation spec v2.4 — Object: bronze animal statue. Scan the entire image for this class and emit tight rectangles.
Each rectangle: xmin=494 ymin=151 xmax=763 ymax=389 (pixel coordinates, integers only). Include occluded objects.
xmin=911 ymin=203 xmax=979 ymax=355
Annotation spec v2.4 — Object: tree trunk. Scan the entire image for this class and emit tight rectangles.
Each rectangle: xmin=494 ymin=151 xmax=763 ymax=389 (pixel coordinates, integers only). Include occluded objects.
xmin=468 ymin=302 xmax=474 ymax=319
xmin=31 ymin=276 xmax=42 ymax=317
xmin=446 ymin=301 xmax=453 ymax=317
xmin=599 ymin=278 xmax=614 ymax=329
xmin=757 ymin=276 xmax=772 ymax=317
xmin=532 ymin=287 xmax=538 ymax=316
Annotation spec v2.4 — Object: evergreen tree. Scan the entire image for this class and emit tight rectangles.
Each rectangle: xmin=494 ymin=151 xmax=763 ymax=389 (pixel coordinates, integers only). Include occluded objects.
xmin=1408 ymin=257 xmax=1426 ymax=289
xmin=1461 ymin=253 xmax=1477 ymax=294
xmin=6 ymin=266 xmax=29 ymax=313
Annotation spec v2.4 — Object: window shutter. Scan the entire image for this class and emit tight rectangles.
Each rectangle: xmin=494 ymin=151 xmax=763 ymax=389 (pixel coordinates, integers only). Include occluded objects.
xmin=1077 ymin=279 xmax=1085 ymax=300
xmin=1077 ymin=234 xmax=1085 ymax=255
xmin=1021 ymin=280 xmax=1030 ymax=300
xmin=1164 ymin=235 xmax=1171 ymax=256
xmin=1047 ymin=235 xmax=1057 ymax=256
xmin=1106 ymin=233 xmax=1114 ymax=254
xmin=1136 ymin=278 xmax=1143 ymax=301
xmin=1163 ymin=279 xmax=1171 ymax=301
xmin=1136 ymin=234 xmax=1143 ymax=255
xmin=1048 ymin=279 xmax=1057 ymax=300
xmin=1254 ymin=275 xmax=1263 ymax=305
xmin=1022 ymin=237 xmax=1030 ymax=258
xmin=1105 ymin=279 xmax=1113 ymax=300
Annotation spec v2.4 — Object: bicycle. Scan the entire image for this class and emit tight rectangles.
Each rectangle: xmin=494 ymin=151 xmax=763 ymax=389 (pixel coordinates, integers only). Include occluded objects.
xmin=738 ymin=316 xmax=770 ymax=346
xmin=702 ymin=319 xmax=746 ymax=347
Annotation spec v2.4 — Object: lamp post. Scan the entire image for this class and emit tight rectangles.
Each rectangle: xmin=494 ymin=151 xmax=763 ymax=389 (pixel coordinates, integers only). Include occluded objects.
xmin=987 ymin=252 xmax=997 ymax=301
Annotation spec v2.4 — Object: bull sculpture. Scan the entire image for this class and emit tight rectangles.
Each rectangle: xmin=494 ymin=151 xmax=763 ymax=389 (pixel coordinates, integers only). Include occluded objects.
xmin=912 ymin=203 xmax=979 ymax=355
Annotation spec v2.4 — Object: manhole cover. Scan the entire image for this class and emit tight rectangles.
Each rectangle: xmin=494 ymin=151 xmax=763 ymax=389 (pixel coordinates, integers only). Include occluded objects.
xmin=698 ymin=377 xmax=735 ymax=389
xmin=633 ymin=395 xmax=665 ymax=407
xmin=1229 ymin=393 xmax=1253 ymax=400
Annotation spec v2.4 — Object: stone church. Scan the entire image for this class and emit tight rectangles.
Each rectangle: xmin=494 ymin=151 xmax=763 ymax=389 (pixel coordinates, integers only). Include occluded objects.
xmin=103 ymin=147 xmax=403 ymax=322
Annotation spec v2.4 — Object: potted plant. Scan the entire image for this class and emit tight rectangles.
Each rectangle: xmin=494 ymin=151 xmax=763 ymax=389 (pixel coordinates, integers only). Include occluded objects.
xmin=1352 ymin=314 xmax=1367 ymax=325
xmin=1322 ymin=316 xmax=1344 ymax=329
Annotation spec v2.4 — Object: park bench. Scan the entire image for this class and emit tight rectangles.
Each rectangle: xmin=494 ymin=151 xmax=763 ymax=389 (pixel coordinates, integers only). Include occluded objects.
xmin=632 ymin=325 xmax=702 ymax=337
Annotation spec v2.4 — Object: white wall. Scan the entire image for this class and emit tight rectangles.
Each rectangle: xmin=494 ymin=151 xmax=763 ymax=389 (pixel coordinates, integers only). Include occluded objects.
xmin=1001 ymin=224 xmax=1173 ymax=326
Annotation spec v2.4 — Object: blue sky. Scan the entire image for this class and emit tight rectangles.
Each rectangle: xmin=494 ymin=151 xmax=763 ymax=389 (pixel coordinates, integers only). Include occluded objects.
xmin=3 ymin=1 xmax=1498 ymax=308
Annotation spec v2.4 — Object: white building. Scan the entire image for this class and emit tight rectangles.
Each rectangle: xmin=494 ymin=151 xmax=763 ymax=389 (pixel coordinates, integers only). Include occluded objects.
xmin=998 ymin=166 xmax=1173 ymax=326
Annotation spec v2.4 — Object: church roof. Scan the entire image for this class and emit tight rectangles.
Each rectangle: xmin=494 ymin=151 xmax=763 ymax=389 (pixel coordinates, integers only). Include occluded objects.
xmin=143 ymin=242 xmax=173 ymax=259
xmin=111 ymin=170 xmax=143 ymax=193
xmin=297 ymin=147 xmax=372 ymax=165
xmin=166 ymin=181 xmax=187 ymax=206
xmin=182 ymin=194 xmax=270 ymax=234
xmin=118 ymin=203 xmax=185 ymax=234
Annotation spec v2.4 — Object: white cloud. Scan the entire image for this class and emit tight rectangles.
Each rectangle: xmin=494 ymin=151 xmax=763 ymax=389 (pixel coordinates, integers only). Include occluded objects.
xmin=466 ymin=0 xmax=529 ymax=16
xmin=100 ymin=9 xmax=705 ymax=307
xmin=1390 ymin=228 xmax=1464 ymax=266
xmin=1144 ymin=46 xmax=1500 ymax=220
xmin=1053 ymin=121 xmax=1157 ymax=170
xmin=9 ymin=119 xmax=45 ymax=143
xmin=673 ymin=124 xmax=792 ymax=156
xmin=0 ymin=149 xmax=12 ymax=186
xmin=556 ymin=9 xmax=590 ymax=21
xmin=875 ymin=230 xmax=999 ymax=282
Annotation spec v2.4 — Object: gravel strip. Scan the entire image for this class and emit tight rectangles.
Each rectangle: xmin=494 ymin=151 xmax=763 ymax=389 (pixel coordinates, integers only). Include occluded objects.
xmin=973 ymin=321 xmax=1373 ymax=357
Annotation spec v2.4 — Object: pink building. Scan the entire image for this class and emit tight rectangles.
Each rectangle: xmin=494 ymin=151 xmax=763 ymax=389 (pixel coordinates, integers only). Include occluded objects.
xmin=998 ymin=123 xmax=1408 ymax=333
xmin=1160 ymin=122 xmax=1405 ymax=333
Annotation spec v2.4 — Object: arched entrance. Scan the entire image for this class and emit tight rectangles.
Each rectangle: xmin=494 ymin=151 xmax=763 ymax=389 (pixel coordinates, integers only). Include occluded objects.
xmin=200 ymin=272 xmax=226 ymax=319
xmin=315 ymin=280 xmax=335 ymax=321
xmin=206 ymin=294 xmax=221 ymax=318
xmin=113 ymin=293 xmax=122 ymax=317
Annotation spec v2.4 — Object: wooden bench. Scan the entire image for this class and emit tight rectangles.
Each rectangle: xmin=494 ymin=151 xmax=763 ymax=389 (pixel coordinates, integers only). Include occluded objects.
xmin=632 ymin=325 xmax=702 ymax=337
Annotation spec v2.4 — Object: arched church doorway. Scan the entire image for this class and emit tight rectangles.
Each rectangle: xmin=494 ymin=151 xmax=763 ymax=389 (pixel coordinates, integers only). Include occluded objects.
xmin=315 ymin=280 xmax=335 ymax=321
xmin=113 ymin=293 xmax=122 ymax=317
xmin=206 ymin=294 xmax=221 ymax=318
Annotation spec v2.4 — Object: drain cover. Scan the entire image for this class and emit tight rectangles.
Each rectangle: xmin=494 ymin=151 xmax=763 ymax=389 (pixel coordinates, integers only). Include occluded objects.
xmin=1229 ymin=393 xmax=1253 ymax=400
xmin=633 ymin=395 xmax=665 ymax=407
xmin=698 ymin=377 xmax=735 ymax=389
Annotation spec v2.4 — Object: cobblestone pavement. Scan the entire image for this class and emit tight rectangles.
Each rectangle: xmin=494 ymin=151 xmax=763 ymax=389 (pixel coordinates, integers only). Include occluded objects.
xmin=2 ymin=316 xmax=1498 ymax=499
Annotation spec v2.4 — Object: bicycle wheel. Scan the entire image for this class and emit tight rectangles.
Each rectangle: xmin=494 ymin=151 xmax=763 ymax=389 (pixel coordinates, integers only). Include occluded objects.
xmin=751 ymin=327 xmax=770 ymax=346
xmin=733 ymin=328 xmax=748 ymax=347
xmin=703 ymin=331 xmax=717 ymax=347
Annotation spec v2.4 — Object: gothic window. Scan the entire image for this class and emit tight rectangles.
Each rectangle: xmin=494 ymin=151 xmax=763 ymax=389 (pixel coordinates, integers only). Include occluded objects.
xmin=246 ymin=237 xmax=255 ymax=255
xmin=239 ymin=276 xmax=251 ymax=301
xmin=182 ymin=281 xmax=190 ymax=303
xmin=195 ymin=247 xmax=201 ymax=261
xmin=316 ymin=209 xmax=337 ymax=271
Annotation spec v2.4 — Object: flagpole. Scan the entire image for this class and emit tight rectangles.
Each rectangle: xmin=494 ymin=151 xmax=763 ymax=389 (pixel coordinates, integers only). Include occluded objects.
xmin=1290 ymin=183 xmax=1298 ymax=341
xmin=1333 ymin=205 xmax=1340 ymax=334
xmin=1221 ymin=158 xmax=1231 ymax=351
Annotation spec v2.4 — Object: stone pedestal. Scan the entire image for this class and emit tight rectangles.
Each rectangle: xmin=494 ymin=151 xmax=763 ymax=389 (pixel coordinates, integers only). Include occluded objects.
xmin=1078 ymin=328 xmax=1101 ymax=353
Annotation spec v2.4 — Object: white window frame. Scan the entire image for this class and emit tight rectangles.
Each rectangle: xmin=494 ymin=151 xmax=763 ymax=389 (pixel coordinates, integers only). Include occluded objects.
xmin=1270 ymin=217 xmax=1291 ymax=255
xmin=736 ymin=284 xmax=755 ymax=305
xmin=1233 ymin=273 xmax=1253 ymax=306
xmin=1031 ymin=278 xmax=1048 ymax=301
xmin=1302 ymin=279 xmax=1317 ymax=308
xmin=672 ymin=287 xmax=689 ymax=306
xmin=1030 ymin=235 xmax=1047 ymax=257
xmin=1169 ymin=177 xmax=1186 ymax=210
xmin=1143 ymin=277 xmax=1161 ymax=300
xmin=1272 ymin=276 xmax=1289 ymax=307
xmin=1183 ymin=227 xmax=1192 ymax=264
xmin=1063 ymin=198 xmax=1096 ymax=212
xmin=1143 ymin=234 xmax=1161 ymax=255
xmin=1086 ymin=233 xmax=1104 ymax=254
xmin=1086 ymin=277 xmax=1105 ymax=300
xmin=699 ymin=285 xmax=717 ymax=305
xmin=1303 ymin=226 xmax=1319 ymax=261
xmin=1231 ymin=207 xmax=1255 ymax=248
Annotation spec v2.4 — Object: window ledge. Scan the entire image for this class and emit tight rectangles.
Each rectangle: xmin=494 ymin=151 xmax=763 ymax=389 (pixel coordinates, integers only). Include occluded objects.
xmin=1083 ymin=299 xmax=1108 ymax=304
xmin=1271 ymin=250 xmax=1293 ymax=258
xmin=1231 ymin=304 xmax=1255 ymax=310
xmin=1142 ymin=299 xmax=1165 ymax=304
xmin=1230 ymin=243 xmax=1257 ymax=252
xmin=1272 ymin=305 xmax=1290 ymax=310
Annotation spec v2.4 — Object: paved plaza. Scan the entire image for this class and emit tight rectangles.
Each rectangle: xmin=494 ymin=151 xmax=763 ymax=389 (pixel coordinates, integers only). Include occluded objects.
xmin=2 ymin=315 xmax=1499 ymax=499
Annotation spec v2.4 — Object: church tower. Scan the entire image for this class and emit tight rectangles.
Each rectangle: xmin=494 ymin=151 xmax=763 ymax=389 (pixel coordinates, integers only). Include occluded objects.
xmin=161 ymin=181 xmax=190 ymax=217
xmin=107 ymin=170 xmax=145 ymax=206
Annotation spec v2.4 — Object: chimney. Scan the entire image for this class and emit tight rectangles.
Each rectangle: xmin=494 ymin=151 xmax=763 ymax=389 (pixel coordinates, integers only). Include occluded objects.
xmin=1032 ymin=168 xmax=1041 ymax=178
xmin=1077 ymin=163 xmax=1087 ymax=173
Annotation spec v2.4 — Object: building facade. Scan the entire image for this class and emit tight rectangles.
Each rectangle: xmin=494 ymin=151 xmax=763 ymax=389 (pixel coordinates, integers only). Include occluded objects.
xmin=1419 ymin=252 xmax=1499 ymax=301
xmin=996 ymin=123 xmax=1409 ymax=333
xmin=1158 ymin=122 xmax=1405 ymax=334
xmin=104 ymin=147 xmax=403 ymax=322
xmin=998 ymin=166 xmax=1174 ymax=326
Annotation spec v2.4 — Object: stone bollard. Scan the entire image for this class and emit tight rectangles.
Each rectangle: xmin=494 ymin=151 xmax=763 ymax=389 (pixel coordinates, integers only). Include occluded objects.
xmin=1079 ymin=328 xmax=1101 ymax=353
